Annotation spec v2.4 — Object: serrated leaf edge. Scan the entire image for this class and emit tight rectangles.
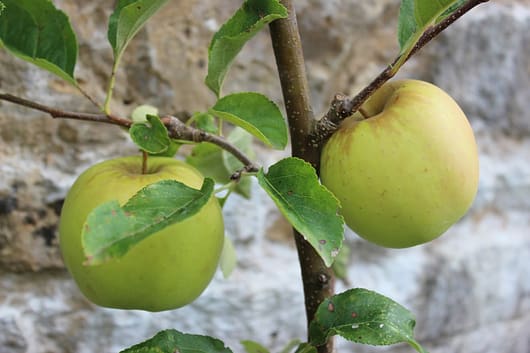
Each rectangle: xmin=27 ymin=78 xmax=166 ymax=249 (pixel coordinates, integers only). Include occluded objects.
xmin=83 ymin=178 xmax=214 ymax=264
xmin=210 ymin=92 xmax=288 ymax=150
xmin=205 ymin=0 xmax=287 ymax=96
xmin=396 ymin=0 xmax=463 ymax=72
xmin=257 ymin=158 xmax=344 ymax=267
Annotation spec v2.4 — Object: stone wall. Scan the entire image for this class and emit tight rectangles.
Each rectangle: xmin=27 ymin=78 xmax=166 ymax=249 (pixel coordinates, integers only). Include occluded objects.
xmin=1 ymin=1 xmax=529 ymax=353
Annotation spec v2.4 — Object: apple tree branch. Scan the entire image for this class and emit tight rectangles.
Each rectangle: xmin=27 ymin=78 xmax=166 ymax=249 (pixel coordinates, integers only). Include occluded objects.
xmin=312 ymin=0 xmax=490 ymax=145
xmin=0 ymin=93 xmax=132 ymax=127
xmin=0 ymin=94 xmax=258 ymax=178
xmin=162 ymin=115 xmax=259 ymax=176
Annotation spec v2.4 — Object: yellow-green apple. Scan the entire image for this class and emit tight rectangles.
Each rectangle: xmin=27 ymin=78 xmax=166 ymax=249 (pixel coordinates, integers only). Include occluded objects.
xmin=320 ymin=80 xmax=479 ymax=248
xmin=59 ymin=156 xmax=224 ymax=311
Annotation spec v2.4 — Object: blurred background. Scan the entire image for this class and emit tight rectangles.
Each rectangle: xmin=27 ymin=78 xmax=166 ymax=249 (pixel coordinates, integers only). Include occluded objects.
xmin=0 ymin=1 xmax=529 ymax=352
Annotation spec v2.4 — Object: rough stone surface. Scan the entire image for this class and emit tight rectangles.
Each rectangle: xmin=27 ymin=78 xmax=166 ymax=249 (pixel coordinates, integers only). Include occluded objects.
xmin=429 ymin=4 xmax=530 ymax=136
xmin=0 ymin=316 xmax=27 ymax=353
xmin=1 ymin=1 xmax=529 ymax=353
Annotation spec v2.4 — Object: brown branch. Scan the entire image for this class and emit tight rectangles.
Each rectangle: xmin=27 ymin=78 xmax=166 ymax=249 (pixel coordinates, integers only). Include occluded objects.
xmin=313 ymin=0 xmax=490 ymax=144
xmin=269 ymin=3 xmax=316 ymax=166
xmin=0 ymin=93 xmax=258 ymax=179
xmin=407 ymin=0 xmax=490 ymax=60
xmin=0 ymin=93 xmax=132 ymax=127
xmin=162 ymin=115 xmax=259 ymax=177
xmin=269 ymin=2 xmax=335 ymax=353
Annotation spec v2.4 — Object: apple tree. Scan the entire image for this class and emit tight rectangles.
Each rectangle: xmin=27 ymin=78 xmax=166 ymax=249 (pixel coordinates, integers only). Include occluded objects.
xmin=0 ymin=0 xmax=489 ymax=352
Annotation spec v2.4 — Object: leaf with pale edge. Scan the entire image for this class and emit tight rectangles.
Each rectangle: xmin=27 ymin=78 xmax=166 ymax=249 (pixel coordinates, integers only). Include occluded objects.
xmin=241 ymin=340 xmax=270 ymax=353
xmin=108 ymin=0 xmax=170 ymax=63
xmin=309 ymin=288 xmax=428 ymax=353
xmin=129 ymin=114 xmax=171 ymax=154
xmin=120 ymin=329 xmax=233 ymax=353
xmin=82 ymin=178 xmax=214 ymax=265
xmin=395 ymin=0 xmax=465 ymax=72
xmin=210 ymin=92 xmax=288 ymax=150
xmin=257 ymin=157 xmax=344 ymax=267
xmin=0 ymin=0 xmax=77 ymax=85
xmin=205 ymin=0 xmax=287 ymax=96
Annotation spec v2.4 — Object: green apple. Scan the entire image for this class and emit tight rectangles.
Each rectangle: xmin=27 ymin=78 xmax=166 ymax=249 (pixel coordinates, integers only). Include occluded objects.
xmin=59 ymin=156 xmax=224 ymax=311
xmin=320 ymin=80 xmax=479 ymax=248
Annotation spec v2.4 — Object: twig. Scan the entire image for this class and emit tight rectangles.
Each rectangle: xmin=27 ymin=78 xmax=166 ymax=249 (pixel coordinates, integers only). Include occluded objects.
xmin=0 ymin=93 xmax=132 ymax=127
xmin=269 ymin=2 xmax=335 ymax=353
xmin=75 ymin=84 xmax=103 ymax=110
xmin=162 ymin=115 xmax=259 ymax=177
xmin=0 ymin=94 xmax=258 ymax=178
xmin=314 ymin=0 xmax=490 ymax=143
xmin=406 ymin=0 xmax=490 ymax=60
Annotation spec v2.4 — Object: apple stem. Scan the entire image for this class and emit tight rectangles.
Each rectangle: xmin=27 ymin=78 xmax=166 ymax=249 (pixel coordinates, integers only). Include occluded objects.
xmin=358 ymin=108 xmax=370 ymax=120
xmin=142 ymin=151 xmax=148 ymax=174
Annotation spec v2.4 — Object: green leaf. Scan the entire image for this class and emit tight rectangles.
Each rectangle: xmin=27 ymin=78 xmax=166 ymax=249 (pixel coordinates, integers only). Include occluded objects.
xmin=156 ymin=139 xmax=181 ymax=158
xmin=108 ymin=0 xmax=170 ymax=64
xmin=225 ymin=132 xmax=254 ymax=199
xmin=395 ymin=0 xmax=465 ymax=73
xmin=0 ymin=0 xmax=78 ymax=85
xmin=187 ymin=143 xmax=231 ymax=183
xmin=205 ymin=0 xmax=287 ymax=96
xmin=309 ymin=288 xmax=428 ymax=353
xmin=397 ymin=0 xmax=416 ymax=51
xmin=210 ymin=92 xmax=288 ymax=150
xmin=331 ymin=242 xmax=351 ymax=284
xmin=240 ymin=340 xmax=270 ymax=353
xmin=129 ymin=114 xmax=171 ymax=154
xmin=293 ymin=343 xmax=317 ymax=353
xmin=186 ymin=128 xmax=255 ymax=199
xmin=0 ymin=2 xmax=6 ymax=16
xmin=257 ymin=158 xmax=344 ymax=267
xmin=219 ymin=235 xmax=237 ymax=279
xmin=193 ymin=112 xmax=219 ymax=134
xmin=187 ymin=142 xmax=252 ymax=199
xmin=82 ymin=178 xmax=214 ymax=265
xmin=130 ymin=107 xmax=180 ymax=157
xmin=437 ymin=0 xmax=467 ymax=23
xmin=120 ymin=329 xmax=233 ymax=353
xmin=279 ymin=340 xmax=303 ymax=353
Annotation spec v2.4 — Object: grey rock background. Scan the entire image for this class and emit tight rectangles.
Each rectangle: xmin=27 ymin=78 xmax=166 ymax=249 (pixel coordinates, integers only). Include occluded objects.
xmin=1 ymin=1 xmax=529 ymax=353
